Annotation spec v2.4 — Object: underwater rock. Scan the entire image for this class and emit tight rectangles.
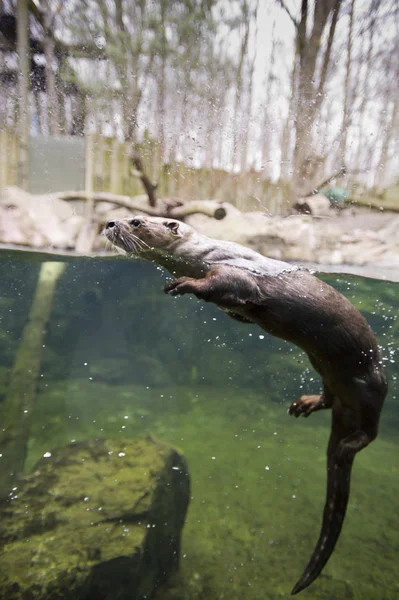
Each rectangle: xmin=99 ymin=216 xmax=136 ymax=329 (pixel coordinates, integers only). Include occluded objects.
xmin=0 ymin=437 xmax=190 ymax=600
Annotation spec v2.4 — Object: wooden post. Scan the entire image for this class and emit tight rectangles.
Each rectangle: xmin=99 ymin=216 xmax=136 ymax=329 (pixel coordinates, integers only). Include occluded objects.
xmin=93 ymin=134 xmax=106 ymax=191
xmin=75 ymin=134 xmax=96 ymax=252
xmin=16 ymin=0 xmax=30 ymax=189
xmin=85 ymin=133 xmax=94 ymax=194
xmin=11 ymin=132 xmax=19 ymax=185
xmin=0 ymin=130 xmax=7 ymax=190
xmin=110 ymin=137 xmax=119 ymax=193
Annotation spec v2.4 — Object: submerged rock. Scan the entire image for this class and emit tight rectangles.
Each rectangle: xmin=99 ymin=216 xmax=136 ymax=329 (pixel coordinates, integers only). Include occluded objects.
xmin=0 ymin=437 xmax=190 ymax=600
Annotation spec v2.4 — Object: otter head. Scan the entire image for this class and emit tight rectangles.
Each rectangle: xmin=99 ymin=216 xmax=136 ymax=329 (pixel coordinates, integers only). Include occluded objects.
xmin=104 ymin=215 xmax=192 ymax=255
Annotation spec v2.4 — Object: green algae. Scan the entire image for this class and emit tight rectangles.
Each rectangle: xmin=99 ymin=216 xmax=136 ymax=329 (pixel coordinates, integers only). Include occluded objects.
xmin=0 ymin=437 xmax=190 ymax=599
xmin=24 ymin=379 xmax=399 ymax=600
xmin=0 ymin=253 xmax=398 ymax=599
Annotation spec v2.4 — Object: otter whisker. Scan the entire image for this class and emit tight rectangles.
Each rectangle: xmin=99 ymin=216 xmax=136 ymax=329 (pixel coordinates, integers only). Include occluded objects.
xmin=123 ymin=235 xmax=141 ymax=254
xmin=105 ymin=239 xmax=120 ymax=255
xmin=130 ymin=233 xmax=150 ymax=251
xmin=120 ymin=232 xmax=151 ymax=253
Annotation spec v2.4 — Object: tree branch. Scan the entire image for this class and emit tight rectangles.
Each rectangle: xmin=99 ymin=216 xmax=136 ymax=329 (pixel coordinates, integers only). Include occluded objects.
xmin=305 ymin=166 xmax=346 ymax=196
xmin=50 ymin=191 xmax=227 ymax=220
xmin=277 ymin=0 xmax=298 ymax=28
xmin=130 ymin=154 xmax=158 ymax=208
xmin=316 ymin=0 xmax=341 ymax=101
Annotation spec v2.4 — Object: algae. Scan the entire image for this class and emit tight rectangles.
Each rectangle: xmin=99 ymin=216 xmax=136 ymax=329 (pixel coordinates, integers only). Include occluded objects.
xmin=0 ymin=252 xmax=398 ymax=599
xmin=0 ymin=437 xmax=190 ymax=599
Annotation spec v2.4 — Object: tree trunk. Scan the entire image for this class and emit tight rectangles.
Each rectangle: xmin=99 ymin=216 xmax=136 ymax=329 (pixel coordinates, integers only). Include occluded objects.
xmin=376 ymin=99 xmax=398 ymax=192
xmin=42 ymin=2 xmax=60 ymax=135
xmin=156 ymin=0 xmax=168 ymax=163
xmin=338 ymin=0 xmax=355 ymax=168
xmin=33 ymin=91 xmax=44 ymax=134
xmin=354 ymin=2 xmax=380 ymax=171
xmin=280 ymin=55 xmax=298 ymax=182
xmin=261 ymin=20 xmax=276 ymax=178
xmin=71 ymin=92 xmax=86 ymax=136
xmin=240 ymin=1 xmax=258 ymax=172
xmin=17 ymin=0 xmax=30 ymax=189
xmin=232 ymin=0 xmax=251 ymax=170
xmin=292 ymin=0 xmax=342 ymax=198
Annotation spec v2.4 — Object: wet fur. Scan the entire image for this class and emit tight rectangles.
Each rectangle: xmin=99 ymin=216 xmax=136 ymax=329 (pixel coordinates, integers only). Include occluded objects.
xmin=105 ymin=217 xmax=387 ymax=594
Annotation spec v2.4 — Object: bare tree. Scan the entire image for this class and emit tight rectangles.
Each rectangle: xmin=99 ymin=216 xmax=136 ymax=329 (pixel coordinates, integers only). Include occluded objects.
xmin=17 ymin=0 xmax=29 ymax=188
xmin=260 ymin=19 xmax=278 ymax=178
xmin=240 ymin=0 xmax=259 ymax=172
xmin=375 ymin=26 xmax=399 ymax=192
xmin=232 ymin=0 xmax=251 ymax=169
xmin=279 ymin=0 xmax=342 ymax=198
xmin=280 ymin=54 xmax=297 ymax=183
xmin=338 ymin=0 xmax=356 ymax=168
xmin=354 ymin=0 xmax=381 ymax=171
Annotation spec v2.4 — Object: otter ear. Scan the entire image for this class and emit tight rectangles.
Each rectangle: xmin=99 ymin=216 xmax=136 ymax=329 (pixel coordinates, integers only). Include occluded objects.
xmin=164 ymin=221 xmax=180 ymax=235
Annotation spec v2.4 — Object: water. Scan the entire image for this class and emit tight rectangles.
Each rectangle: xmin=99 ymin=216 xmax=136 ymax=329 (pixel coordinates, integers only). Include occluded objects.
xmin=0 ymin=249 xmax=398 ymax=599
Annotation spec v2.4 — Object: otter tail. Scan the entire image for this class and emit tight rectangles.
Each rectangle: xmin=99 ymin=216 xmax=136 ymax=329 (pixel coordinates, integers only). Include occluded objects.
xmin=291 ymin=435 xmax=355 ymax=595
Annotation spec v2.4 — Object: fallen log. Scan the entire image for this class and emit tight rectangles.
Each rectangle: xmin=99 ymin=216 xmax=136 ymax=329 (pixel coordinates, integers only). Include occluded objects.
xmin=349 ymin=197 xmax=399 ymax=213
xmin=51 ymin=190 xmax=227 ymax=220
xmin=167 ymin=199 xmax=227 ymax=220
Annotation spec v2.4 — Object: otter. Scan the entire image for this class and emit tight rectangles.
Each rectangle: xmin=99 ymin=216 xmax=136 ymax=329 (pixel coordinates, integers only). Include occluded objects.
xmin=104 ymin=215 xmax=387 ymax=595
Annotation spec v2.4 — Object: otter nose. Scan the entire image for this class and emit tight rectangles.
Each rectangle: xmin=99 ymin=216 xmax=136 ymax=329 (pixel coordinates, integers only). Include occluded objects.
xmin=106 ymin=220 xmax=118 ymax=229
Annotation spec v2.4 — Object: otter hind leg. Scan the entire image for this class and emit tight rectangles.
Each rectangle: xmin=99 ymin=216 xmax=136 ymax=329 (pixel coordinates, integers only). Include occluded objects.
xmin=288 ymin=389 xmax=333 ymax=418
xmin=335 ymin=430 xmax=372 ymax=463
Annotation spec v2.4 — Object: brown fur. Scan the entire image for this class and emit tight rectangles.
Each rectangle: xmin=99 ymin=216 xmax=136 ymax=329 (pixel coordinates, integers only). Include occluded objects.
xmin=105 ymin=216 xmax=387 ymax=594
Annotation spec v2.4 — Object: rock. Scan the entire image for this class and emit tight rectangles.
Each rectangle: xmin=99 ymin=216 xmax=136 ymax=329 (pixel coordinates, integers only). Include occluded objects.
xmin=0 ymin=186 xmax=83 ymax=249
xmin=187 ymin=209 xmax=399 ymax=276
xmin=1 ymin=185 xmax=398 ymax=274
xmin=293 ymin=194 xmax=333 ymax=216
xmin=0 ymin=437 xmax=190 ymax=600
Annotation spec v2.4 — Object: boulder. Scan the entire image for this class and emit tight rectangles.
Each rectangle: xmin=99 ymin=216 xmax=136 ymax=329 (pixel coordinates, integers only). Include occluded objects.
xmin=186 ymin=208 xmax=399 ymax=273
xmin=0 ymin=437 xmax=190 ymax=600
xmin=0 ymin=186 xmax=83 ymax=248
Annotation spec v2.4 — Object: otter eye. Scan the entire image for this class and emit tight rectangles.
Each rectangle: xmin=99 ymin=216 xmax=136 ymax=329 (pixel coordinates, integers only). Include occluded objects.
xmin=164 ymin=221 xmax=179 ymax=234
xmin=130 ymin=219 xmax=141 ymax=227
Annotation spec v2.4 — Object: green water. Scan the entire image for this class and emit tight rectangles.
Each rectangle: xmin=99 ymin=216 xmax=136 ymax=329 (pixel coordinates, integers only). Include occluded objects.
xmin=0 ymin=250 xmax=398 ymax=599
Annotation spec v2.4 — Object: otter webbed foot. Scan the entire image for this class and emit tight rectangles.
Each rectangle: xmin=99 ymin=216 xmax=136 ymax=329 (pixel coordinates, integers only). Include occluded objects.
xmin=288 ymin=394 xmax=327 ymax=418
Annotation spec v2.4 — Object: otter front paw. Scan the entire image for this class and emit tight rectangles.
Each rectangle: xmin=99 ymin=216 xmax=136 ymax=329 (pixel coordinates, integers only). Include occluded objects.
xmin=288 ymin=394 xmax=323 ymax=418
xmin=164 ymin=277 xmax=198 ymax=296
